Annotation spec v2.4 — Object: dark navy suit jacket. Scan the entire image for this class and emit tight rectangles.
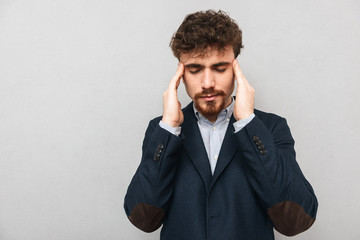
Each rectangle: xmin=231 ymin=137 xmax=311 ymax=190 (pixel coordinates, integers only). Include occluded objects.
xmin=124 ymin=102 xmax=318 ymax=240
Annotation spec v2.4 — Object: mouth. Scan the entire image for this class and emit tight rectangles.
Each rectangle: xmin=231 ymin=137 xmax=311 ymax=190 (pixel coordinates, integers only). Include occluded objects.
xmin=201 ymin=94 xmax=218 ymax=101
xmin=195 ymin=90 xmax=225 ymax=102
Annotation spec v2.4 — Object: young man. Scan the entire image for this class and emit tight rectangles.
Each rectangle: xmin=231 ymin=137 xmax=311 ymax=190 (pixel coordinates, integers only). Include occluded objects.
xmin=124 ymin=10 xmax=318 ymax=240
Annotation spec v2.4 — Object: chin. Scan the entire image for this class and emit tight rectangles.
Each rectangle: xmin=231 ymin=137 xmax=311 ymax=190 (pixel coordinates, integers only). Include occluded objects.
xmin=195 ymin=99 xmax=225 ymax=117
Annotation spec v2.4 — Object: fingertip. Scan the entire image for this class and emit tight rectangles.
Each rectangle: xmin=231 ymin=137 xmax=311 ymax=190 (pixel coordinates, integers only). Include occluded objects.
xmin=232 ymin=59 xmax=239 ymax=71
xmin=176 ymin=62 xmax=183 ymax=70
xmin=180 ymin=63 xmax=185 ymax=75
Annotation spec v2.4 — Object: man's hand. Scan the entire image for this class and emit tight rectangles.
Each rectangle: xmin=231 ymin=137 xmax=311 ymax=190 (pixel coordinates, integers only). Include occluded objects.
xmin=233 ymin=59 xmax=255 ymax=121
xmin=162 ymin=62 xmax=185 ymax=127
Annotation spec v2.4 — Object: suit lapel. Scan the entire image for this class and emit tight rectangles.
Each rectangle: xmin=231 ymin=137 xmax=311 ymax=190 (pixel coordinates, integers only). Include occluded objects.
xmin=211 ymin=115 xmax=238 ymax=188
xmin=182 ymin=103 xmax=212 ymax=193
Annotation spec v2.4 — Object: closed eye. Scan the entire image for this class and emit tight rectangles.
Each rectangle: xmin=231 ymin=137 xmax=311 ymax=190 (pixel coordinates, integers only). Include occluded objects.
xmin=189 ymin=68 xmax=201 ymax=74
xmin=185 ymin=64 xmax=203 ymax=74
xmin=212 ymin=62 xmax=231 ymax=73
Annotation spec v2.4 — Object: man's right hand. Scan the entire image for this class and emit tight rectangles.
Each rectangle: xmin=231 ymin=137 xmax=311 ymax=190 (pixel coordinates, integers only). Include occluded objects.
xmin=161 ymin=62 xmax=185 ymax=127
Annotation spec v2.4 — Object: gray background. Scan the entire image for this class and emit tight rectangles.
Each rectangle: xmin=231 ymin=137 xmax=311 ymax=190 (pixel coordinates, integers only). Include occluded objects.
xmin=0 ymin=0 xmax=359 ymax=239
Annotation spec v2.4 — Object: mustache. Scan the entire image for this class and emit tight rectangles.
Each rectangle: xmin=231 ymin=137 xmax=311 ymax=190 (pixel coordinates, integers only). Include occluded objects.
xmin=194 ymin=89 xmax=226 ymax=99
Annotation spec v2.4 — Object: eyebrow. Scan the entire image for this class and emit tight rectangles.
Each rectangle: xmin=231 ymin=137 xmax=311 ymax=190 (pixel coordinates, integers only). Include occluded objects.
xmin=185 ymin=62 xmax=231 ymax=68
xmin=185 ymin=63 xmax=203 ymax=68
xmin=212 ymin=62 xmax=231 ymax=68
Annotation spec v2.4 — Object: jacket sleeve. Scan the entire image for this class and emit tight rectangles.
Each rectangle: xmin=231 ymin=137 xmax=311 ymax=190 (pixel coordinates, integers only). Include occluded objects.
xmin=124 ymin=118 xmax=183 ymax=232
xmin=234 ymin=115 xmax=318 ymax=236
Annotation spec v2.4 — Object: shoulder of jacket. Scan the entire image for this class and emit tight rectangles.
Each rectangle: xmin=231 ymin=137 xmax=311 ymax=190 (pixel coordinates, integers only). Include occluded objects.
xmin=254 ymin=108 xmax=284 ymax=121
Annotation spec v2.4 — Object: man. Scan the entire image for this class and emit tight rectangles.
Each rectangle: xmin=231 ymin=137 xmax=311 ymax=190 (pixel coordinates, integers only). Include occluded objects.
xmin=124 ymin=10 xmax=318 ymax=240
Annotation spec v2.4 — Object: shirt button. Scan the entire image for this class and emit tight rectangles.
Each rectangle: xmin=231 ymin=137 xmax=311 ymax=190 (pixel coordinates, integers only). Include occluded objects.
xmin=213 ymin=126 xmax=216 ymax=130
xmin=214 ymin=155 xmax=218 ymax=160
xmin=226 ymin=118 xmax=230 ymax=122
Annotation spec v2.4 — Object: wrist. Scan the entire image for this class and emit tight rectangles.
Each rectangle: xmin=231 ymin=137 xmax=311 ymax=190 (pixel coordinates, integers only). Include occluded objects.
xmin=161 ymin=117 xmax=180 ymax=127
xmin=234 ymin=111 xmax=254 ymax=121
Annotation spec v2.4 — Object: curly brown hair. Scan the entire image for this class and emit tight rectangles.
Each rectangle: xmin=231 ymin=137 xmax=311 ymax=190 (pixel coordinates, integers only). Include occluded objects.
xmin=170 ymin=10 xmax=244 ymax=59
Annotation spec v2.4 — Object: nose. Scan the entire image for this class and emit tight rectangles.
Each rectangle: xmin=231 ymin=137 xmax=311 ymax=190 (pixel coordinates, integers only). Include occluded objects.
xmin=201 ymin=69 xmax=215 ymax=89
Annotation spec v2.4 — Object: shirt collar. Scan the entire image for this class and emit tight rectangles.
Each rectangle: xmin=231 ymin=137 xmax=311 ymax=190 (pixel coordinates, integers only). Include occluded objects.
xmin=193 ymin=97 xmax=234 ymax=126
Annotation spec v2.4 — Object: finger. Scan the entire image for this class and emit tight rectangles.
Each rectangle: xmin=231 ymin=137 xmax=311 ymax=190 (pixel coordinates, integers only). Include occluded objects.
xmin=169 ymin=62 xmax=184 ymax=89
xmin=233 ymin=59 xmax=250 ymax=86
xmin=232 ymin=59 xmax=243 ymax=84
xmin=175 ymin=63 xmax=184 ymax=89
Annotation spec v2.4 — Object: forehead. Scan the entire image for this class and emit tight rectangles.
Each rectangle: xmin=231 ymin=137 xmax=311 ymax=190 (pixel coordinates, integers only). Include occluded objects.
xmin=180 ymin=46 xmax=235 ymax=65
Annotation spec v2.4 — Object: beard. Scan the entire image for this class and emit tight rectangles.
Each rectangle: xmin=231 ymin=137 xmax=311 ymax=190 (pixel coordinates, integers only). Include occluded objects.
xmin=194 ymin=89 xmax=227 ymax=120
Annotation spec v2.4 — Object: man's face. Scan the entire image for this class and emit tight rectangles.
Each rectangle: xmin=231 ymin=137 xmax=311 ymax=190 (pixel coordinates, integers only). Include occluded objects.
xmin=180 ymin=46 xmax=235 ymax=121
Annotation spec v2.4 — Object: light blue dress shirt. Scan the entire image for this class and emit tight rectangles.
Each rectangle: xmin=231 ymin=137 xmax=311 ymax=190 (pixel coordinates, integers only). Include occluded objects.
xmin=159 ymin=98 xmax=255 ymax=175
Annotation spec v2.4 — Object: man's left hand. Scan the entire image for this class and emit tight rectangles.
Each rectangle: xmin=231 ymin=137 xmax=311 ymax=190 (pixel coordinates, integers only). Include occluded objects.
xmin=233 ymin=59 xmax=255 ymax=121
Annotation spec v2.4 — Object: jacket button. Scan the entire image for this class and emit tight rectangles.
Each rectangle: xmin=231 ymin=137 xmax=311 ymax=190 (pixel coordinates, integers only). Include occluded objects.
xmin=252 ymin=136 xmax=260 ymax=141
xmin=260 ymin=149 xmax=267 ymax=155
xmin=154 ymin=144 xmax=164 ymax=162
xmin=257 ymin=145 xmax=265 ymax=150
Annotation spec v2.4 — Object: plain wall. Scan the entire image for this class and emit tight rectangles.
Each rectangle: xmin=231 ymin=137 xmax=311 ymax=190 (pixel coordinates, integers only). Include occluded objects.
xmin=0 ymin=0 xmax=359 ymax=239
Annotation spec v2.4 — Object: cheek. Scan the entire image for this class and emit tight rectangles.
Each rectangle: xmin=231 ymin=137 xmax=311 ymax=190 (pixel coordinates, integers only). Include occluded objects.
xmin=183 ymin=73 xmax=199 ymax=92
xmin=219 ymin=72 xmax=235 ymax=89
xmin=183 ymin=75 xmax=196 ymax=98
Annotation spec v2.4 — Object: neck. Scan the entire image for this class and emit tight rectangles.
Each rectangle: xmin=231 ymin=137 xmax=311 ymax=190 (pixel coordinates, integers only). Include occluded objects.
xmin=205 ymin=114 xmax=217 ymax=124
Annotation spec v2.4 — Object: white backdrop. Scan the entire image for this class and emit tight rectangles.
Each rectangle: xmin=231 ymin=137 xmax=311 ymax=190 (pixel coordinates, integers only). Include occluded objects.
xmin=0 ymin=0 xmax=359 ymax=239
